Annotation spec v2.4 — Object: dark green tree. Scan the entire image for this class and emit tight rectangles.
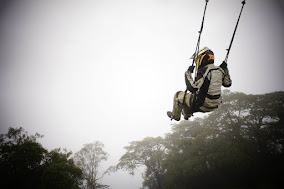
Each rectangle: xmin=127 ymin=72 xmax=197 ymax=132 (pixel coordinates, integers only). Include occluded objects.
xmin=41 ymin=148 xmax=83 ymax=189
xmin=163 ymin=91 xmax=284 ymax=189
xmin=0 ymin=127 xmax=47 ymax=188
xmin=0 ymin=127 xmax=83 ymax=189
xmin=118 ymin=91 xmax=284 ymax=189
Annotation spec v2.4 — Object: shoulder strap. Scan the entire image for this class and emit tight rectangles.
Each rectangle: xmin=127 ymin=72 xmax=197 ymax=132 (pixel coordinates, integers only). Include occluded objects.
xmin=198 ymin=66 xmax=220 ymax=88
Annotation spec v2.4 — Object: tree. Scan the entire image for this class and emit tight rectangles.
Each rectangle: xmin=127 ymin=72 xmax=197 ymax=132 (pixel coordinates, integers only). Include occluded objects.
xmin=41 ymin=148 xmax=83 ymax=189
xmin=118 ymin=91 xmax=284 ymax=189
xmin=117 ymin=137 xmax=166 ymax=189
xmin=163 ymin=91 xmax=284 ymax=189
xmin=0 ymin=127 xmax=47 ymax=188
xmin=74 ymin=141 xmax=109 ymax=189
xmin=0 ymin=127 xmax=83 ymax=189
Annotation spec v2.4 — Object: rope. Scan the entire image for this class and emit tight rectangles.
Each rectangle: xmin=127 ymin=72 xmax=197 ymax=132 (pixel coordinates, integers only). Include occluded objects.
xmin=193 ymin=0 xmax=209 ymax=79
xmin=183 ymin=0 xmax=209 ymax=104
xmin=224 ymin=0 xmax=246 ymax=63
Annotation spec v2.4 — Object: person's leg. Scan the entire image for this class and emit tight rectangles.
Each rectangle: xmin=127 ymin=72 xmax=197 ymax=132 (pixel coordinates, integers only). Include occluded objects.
xmin=182 ymin=93 xmax=195 ymax=120
xmin=182 ymin=107 xmax=194 ymax=120
xmin=167 ymin=91 xmax=191 ymax=121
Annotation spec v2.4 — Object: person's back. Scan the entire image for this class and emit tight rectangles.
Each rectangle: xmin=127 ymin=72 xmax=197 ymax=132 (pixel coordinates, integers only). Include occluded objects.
xmin=196 ymin=63 xmax=231 ymax=113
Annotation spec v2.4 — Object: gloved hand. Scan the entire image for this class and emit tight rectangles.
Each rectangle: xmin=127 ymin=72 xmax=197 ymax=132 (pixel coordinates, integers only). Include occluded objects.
xmin=187 ymin=65 xmax=195 ymax=73
xmin=220 ymin=61 xmax=227 ymax=69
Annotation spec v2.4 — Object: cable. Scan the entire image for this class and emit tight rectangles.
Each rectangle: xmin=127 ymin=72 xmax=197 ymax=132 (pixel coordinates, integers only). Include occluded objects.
xmin=183 ymin=0 xmax=209 ymax=104
xmin=224 ymin=0 xmax=246 ymax=63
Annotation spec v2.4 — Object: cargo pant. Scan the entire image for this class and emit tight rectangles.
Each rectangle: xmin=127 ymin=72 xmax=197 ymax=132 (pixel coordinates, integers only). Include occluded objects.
xmin=171 ymin=91 xmax=195 ymax=120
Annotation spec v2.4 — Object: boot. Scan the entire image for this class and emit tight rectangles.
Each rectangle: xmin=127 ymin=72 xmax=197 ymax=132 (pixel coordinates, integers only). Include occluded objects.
xmin=182 ymin=109 xmax=193 ymax=120
xmin=167 ymin=111 xmax=180 ymax=121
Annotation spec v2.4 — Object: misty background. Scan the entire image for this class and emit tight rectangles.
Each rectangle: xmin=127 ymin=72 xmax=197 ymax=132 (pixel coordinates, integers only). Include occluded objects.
xmin=0 ymin=0 xmax=283 ymax=188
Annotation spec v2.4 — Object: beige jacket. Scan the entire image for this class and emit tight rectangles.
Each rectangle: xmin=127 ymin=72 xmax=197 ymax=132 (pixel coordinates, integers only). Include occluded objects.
xmin=185 ymin=64 xmax=232 ymax=112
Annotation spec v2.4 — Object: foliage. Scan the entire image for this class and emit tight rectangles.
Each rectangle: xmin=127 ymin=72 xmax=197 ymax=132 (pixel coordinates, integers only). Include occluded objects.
xmin=41 ymin=148 xmax=83 ymax=189
xmin=0 ymin=127 xmax=83 ymax=189
xmin=117 ymin=137 xmax=166 ymax=189
xmin=0 ymin=127 xmax=47 ymax=188
xmin=118 ymin=91 xmax=284 ymax=189
xmin=74 ymin=141 xmax=109 ymax=189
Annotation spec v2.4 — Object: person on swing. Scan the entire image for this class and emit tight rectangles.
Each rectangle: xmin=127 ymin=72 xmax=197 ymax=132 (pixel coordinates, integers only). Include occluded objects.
xmin=167 ymin=47 xmax=232 ymax=121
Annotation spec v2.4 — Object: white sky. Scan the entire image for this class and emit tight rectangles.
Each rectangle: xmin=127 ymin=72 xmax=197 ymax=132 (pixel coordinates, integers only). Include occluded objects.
xmin=0 ymin=0 xmax=283 ymax=188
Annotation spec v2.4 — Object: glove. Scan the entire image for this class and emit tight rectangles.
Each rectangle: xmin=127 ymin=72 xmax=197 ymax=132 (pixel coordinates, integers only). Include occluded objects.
xmin=220 ymin=61 xmax=227 ymax=69
xmin=187 ymin=65 xmax=195 ymax=73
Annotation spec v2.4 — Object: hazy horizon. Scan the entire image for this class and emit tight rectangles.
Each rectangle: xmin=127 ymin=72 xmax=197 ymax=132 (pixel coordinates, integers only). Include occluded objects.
xmin=1 ymin=0 xmax=283 ymax=188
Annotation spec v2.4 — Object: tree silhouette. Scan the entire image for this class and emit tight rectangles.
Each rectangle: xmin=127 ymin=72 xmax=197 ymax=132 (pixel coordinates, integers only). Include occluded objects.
xmin=119 ymin=91 xmax=284 ymax=189
xmin=117 ymin=137 xmax=166 ymax=189
xmin=0 ymin=127 xmax=82 ymax=189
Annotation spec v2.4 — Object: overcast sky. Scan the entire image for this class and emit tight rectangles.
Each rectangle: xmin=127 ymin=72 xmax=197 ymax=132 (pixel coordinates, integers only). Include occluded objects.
xmin=0 ymin=0 xmax=283 ymax=188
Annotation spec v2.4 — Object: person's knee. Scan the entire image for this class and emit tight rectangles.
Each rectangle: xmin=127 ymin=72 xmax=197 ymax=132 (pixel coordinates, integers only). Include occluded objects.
xmin=174 ymin=91 xmax=183 ymax=98
xmin=174 ymin=91 xmax=188 ymax=109
xmin=176 ymin=91 xmax=186 ymax=103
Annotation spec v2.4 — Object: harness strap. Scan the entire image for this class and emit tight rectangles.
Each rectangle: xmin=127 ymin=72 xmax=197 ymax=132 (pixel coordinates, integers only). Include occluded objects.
xmin=207 ymin=94 xmax=221 ymax=100
xmin=188 ymin=66 xmax=221 ymax=111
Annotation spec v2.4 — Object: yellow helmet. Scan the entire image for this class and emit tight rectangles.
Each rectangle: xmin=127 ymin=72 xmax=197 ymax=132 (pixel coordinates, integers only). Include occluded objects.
xmin=191 ymin=47 xmax=214 ymax=68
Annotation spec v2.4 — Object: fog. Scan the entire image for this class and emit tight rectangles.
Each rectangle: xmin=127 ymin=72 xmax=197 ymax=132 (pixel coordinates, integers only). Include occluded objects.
xmin=0 ymin=0 xmax=283 ymax=188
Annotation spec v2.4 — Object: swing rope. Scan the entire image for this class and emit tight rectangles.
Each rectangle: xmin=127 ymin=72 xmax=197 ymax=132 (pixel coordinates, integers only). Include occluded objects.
xmin=192 ymin=0 xmax=209 ymax=79
xmin=224 ymin=0 xmax=246 ymax=63
xmin=183 ymin=0 xmax=209 ymax=104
